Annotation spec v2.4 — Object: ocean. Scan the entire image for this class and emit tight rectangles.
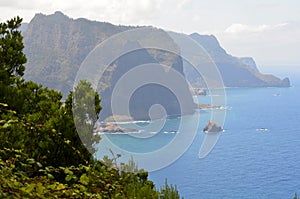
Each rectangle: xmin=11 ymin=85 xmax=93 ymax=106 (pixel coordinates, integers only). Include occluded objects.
xmin=96 ymin=73 xmax=300 ymax=199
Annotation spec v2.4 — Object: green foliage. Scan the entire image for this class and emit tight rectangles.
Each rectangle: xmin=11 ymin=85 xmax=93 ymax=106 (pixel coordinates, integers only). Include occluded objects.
xmin=0 ymin=16 xmax=26 ymax=86
xmin=1 ymin=87 xmax=183 ymax=198
xmin=0 ymin=17 xmax=100 ymax=167
xmin=119 ymin=156 xmax=140 ymax=173
xmin=0 ymin=83 xmax=96 ymax=167
xmin=0 ymin=16 xmax=27 ymax=122
xmin=159 ymin=179 xmax=182 ymax=199
xmin=65 ymin=80 xmax=102 ymax=154
xmin=0 ymin=148 xmax=183 ymax=198
xmin=0 ymin=16 xmax=183 ymax=199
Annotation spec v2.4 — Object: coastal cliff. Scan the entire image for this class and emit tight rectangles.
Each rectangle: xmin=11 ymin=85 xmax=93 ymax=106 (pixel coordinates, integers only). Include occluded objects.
xmin=21 ymin=12 xmax=290 ymax=120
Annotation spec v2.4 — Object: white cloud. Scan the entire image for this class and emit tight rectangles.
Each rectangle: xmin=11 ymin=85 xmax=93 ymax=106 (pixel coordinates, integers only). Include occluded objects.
xmin=0 ymin=0 xmax=53 ymax=11
xmin=1 ymin=0 xmax=300 ymax=66
xmin=0 ymin=0 xmax=166 ymax=24
xmin=176 ymin=0 xmax=191 ymax=9
xmin=225 ymin=23 xmax=288 ymax=34
xmin=218 ymin=21 xmax=300 ymax=66
xmin=69 ymin=0 xmax=166 ymax=25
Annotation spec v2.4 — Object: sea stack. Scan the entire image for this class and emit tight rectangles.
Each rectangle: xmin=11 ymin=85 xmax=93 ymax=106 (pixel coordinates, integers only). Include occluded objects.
xmin=203 ymin=120 xmax=223 ymax=133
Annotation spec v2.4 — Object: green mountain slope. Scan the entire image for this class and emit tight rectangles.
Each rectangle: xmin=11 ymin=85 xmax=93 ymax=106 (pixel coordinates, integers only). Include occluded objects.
xmin=22 ymin=12 xmax=290 ymax=119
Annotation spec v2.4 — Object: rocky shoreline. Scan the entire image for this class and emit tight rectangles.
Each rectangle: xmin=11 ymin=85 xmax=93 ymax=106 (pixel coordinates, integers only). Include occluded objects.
xmin=95 ymin=123 xmax=138 ymax=134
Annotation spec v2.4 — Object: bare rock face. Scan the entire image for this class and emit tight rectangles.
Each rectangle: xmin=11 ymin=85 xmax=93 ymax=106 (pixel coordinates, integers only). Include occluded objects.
xmin=203 ymin=120 xmax=223 ymax=133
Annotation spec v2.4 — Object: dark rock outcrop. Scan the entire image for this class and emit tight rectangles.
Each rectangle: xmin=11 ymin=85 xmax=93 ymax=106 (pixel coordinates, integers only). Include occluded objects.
xmin=203 ymin=120 xmax=223 ymax=133
xmin=99 ymin=41 xmax=196 ymax=120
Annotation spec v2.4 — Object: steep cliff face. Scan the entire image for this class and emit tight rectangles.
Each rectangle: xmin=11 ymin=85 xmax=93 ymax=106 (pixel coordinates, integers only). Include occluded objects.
xmin=98 ymin=41 xmax=196 ymax=120
xmin=188 ymin=33 xmax=290 ymax=87
xmin=23 ymin=11 xmax=131 ymax=94
xmin=22 ymin=12 xmax=290 ymax=119
xmin=23 ymin=12 xmax=195 ymax=120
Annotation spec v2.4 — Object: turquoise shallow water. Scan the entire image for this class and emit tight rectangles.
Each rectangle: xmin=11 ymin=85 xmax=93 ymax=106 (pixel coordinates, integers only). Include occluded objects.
xmin=96 ymin=76 xmax=300 ymax=198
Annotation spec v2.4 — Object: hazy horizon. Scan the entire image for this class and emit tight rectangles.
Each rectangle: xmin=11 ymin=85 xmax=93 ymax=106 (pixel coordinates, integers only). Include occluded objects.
xmin=1 ymin=1 xmax=299 ymax=70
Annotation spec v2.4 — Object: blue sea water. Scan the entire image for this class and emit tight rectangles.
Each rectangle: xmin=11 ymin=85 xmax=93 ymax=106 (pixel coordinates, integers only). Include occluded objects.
xmin=96 ymin=74 xmax=300 ymax=199
xmin=148 ymin=83 xmax=300 ymax=198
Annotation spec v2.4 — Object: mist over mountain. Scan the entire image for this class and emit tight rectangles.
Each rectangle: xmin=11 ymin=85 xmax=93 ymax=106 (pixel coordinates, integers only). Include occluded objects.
xmin=21 ymin=11 xmax=290 ymax=119
xmin=187 ymin=33 xmax=290 ymax=87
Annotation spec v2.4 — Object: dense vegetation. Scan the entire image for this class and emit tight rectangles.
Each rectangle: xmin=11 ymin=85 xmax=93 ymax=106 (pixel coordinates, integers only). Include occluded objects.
xmin=0 ymin=17 xmax=182 ymax=198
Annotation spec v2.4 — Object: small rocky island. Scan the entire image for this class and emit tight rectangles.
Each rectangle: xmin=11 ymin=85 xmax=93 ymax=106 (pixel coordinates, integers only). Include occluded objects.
xmin=203 ymin=120 xmax=223 ymax=133
xmin=95 ymin=123 xmax=138 ymax=134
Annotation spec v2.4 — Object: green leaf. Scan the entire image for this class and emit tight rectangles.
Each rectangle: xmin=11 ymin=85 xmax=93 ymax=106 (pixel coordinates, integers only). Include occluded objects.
xmin=79 ymin=174 xmax=89 ymax=185
xmin=48 ymin=184 xmax=56 ymax=190
xmin=7 ymin=119 xmax=18 ymax=123
xmin=47 ymin=173 xmax=54 ymax=180
xmin=65 ymin=175 xmax=73 ymax=182
xmin=64 ymin=168 xmax=73 ymax=175
xmin=56 ymin=183 xmax=66 ymax=190
xmin=27 ymin=158 xmax=35 ymax=164
xmin=36 ymin=162 xmax=43 ymax=168
xmin=2 ymin=123 xmax=11 ymax=128
xmin=21 ymin=183 xmax=35 ymax=193
xmin=64 ymin=139 xmax=71 ymax=144
xmin=36 ymin=182 xmax=44 ymax=194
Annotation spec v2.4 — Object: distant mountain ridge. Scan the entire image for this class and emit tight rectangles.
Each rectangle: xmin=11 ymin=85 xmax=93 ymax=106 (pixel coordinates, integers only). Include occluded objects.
xmin=21 ymin=12 xmax=290 ymax=119
xmin=187 ymin=33 xmax=290 ymax=87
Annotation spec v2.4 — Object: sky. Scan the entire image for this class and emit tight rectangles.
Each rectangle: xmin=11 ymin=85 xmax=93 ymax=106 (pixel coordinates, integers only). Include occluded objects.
xmin=1 ymin=0 xmax=300 ymax=72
